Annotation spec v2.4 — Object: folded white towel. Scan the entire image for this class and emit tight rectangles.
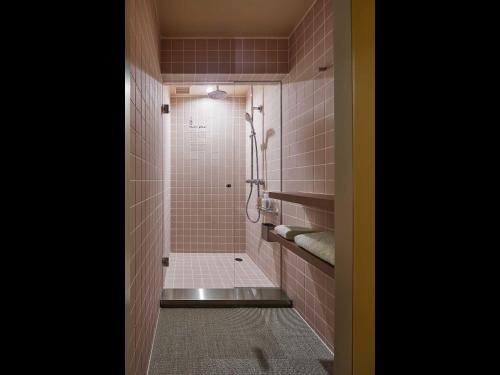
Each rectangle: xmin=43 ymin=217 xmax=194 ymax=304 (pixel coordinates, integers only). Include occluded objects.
xmin=294 ymin=231 xmax=335 ymax=265
xmin=274 ymin=225 xmax=316 ymax=240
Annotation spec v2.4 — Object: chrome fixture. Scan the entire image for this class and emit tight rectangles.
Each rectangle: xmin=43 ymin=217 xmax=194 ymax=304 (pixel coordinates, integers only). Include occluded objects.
xmin=244 ymin=86 xmax=263 ymax=223
xmin=245 ymin=112 xmax=256 ymax=137
xmin=259 ymin=207 xmax=279 ymax=215
xmin=245 ymin=179 xmax=264 ymax=185
xmin=207 ymin=85 xmax=227 ymax=99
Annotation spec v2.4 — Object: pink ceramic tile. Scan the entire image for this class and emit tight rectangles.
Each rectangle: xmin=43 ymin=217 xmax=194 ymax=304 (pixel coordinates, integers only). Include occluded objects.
xmin=255 ymin=39 xmax=266 ymax=50
xmin=280 ymin=0 xmax=335 ymax=351
xmin=159 ymin=0 xmax=334 ymax=356
xmin=164 ymin=253 xmax=275 ymax=288
xmin=266 ymin=39 xmax=277 ymax=51
xmin=184 ymin=39 xmax=196 ymax=50
xmin=217 ymin=39 xmax=229 ymax=50
xmin=183 ymin=50 xmax=195 ymax=62
xmin=242 ymin=39 xmax=254 ymax=50
xmin=195 ymin=39 xmax=207 ymax=50
xmin=128 ymin=1 xmax=165 ymax=373
xmin=172 ymin=39 xmax=183 ymax=50
xmin=207 ymin=39 xmax=219 ymax=50
xmin=160 ymin=38 xmax=289 ymax=75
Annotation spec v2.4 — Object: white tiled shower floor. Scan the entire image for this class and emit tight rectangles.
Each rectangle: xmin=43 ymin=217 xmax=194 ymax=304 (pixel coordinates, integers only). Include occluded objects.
xmin=164 ymin=253 xmax=275 ymax=289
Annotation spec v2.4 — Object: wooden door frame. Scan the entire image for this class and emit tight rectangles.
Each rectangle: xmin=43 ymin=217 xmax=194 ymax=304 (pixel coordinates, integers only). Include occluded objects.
xmin=333 ymin=0 xmax=375 ymax=373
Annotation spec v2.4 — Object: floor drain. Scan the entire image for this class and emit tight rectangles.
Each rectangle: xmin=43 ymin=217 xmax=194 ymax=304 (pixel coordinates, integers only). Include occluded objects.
xmin=235 ymin=258 xmax=243 ymax=262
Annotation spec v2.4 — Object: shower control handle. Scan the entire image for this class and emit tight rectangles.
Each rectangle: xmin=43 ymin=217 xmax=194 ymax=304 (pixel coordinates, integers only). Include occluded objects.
xmin=226 ymin=184 xmax=231 ymax=188
xmin=245 ymin=179 xmax=265 ymax=185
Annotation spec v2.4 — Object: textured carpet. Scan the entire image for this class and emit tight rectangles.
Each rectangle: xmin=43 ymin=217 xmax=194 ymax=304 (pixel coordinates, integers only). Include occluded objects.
xmin=148 ymin=308 xmax=333 ymax=375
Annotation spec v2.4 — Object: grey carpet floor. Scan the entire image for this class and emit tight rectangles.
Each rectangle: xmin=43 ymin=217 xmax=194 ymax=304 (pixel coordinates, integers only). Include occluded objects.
xmin=148 ymin=308 xmax=333 ymax=375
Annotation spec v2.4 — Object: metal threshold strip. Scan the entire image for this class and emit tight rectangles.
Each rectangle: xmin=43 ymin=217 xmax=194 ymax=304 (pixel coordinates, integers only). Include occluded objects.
xmin=161 ymin=287 xmax=293 ymax=308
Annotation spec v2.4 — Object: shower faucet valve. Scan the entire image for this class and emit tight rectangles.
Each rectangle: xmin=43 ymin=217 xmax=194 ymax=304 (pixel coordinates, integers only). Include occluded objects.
xmin=245 ymin=179 xmax=265 ymax=185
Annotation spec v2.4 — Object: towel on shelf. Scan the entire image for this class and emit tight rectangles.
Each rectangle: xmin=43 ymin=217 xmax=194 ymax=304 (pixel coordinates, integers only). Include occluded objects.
xmin=274 ymin=225 xmax=316 ymax=240
xmin=294 ymin=231 xmax=335 ymax=266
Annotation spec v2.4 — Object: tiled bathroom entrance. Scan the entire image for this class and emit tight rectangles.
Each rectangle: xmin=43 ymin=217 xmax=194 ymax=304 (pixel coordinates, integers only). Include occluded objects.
xmin=164 ymin=253 xmax=275 ymax=289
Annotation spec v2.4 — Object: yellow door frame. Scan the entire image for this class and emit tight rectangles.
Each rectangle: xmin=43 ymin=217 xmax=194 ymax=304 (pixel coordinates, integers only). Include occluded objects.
xmin=352 ymin=0 xmax=375 ymax=372
xmin=333 ymin=0 xmax=374 ymax=373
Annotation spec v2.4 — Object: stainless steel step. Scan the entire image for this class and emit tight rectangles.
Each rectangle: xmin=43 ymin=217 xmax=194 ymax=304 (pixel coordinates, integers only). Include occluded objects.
xmin=160 ymin=287 xmax=293 ymax=308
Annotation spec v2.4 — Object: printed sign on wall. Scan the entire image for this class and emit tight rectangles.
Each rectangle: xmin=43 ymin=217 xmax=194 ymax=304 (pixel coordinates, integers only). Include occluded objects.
xmin=187 ymin=117 xmax=207 ymax=156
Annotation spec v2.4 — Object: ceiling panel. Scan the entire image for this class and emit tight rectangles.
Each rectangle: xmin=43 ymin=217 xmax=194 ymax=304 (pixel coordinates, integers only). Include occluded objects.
xmin=159 ymin=0 xmax=315 ymax=37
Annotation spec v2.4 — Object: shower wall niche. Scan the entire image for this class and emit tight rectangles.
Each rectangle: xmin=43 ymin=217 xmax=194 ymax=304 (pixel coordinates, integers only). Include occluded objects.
xmin=169 ymin=90 xmax=247 ymax=253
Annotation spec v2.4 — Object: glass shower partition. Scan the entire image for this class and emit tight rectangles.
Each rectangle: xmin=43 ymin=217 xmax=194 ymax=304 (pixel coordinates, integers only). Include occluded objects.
xmin=164 ymin=83 xmax=236 ymax=289
xmin=233 ymin=82 xmax=283 ymax=290
xmin=161 ymin=82 xmax=290 ymax=307
xmin=193 ymin=83 xmax=236 ymax=289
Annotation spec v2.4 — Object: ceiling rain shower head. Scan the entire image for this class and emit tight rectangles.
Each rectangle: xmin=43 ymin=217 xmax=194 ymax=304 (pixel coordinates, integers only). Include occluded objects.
xmin=207 ymin=85 xmax=227 ymax=100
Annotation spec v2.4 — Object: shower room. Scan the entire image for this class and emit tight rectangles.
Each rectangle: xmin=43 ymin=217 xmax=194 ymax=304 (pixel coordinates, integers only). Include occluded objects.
xmin=162 ymin=83 xmax=283 ymax=289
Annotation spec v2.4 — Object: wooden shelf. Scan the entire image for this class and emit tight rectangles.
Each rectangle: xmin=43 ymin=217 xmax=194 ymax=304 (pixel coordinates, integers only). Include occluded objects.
xmin=268 ymin=191 xmax=334 ymax=212
xmin=269 ymin=230 xmax=335 ymax=278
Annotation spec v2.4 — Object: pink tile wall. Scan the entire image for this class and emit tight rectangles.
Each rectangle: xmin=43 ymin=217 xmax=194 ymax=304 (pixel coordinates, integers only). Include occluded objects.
xmin=158 ymin=0 xmax=335 ymax=353
xmin=169 ymin=95 xmax=247 ymax=253
xmin=244 ymin=85 xmax=282 ymax=287
xmin=160 ymin=38 xmax=289 ymax=74
xmin=282 ymin=249 xmax=335 ymax=349
xmin=161 ymin=72 xmax=288 ymax=84
xmin=128 ymin=0 xmax=164 ymax=374
xmin=282 ymin=0 xmax=335 ymax=351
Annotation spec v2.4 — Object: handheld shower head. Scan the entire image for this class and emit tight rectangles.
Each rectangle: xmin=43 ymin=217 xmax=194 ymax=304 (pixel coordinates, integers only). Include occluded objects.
xmin=245 ymin=112 xmax=256 ymax=138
